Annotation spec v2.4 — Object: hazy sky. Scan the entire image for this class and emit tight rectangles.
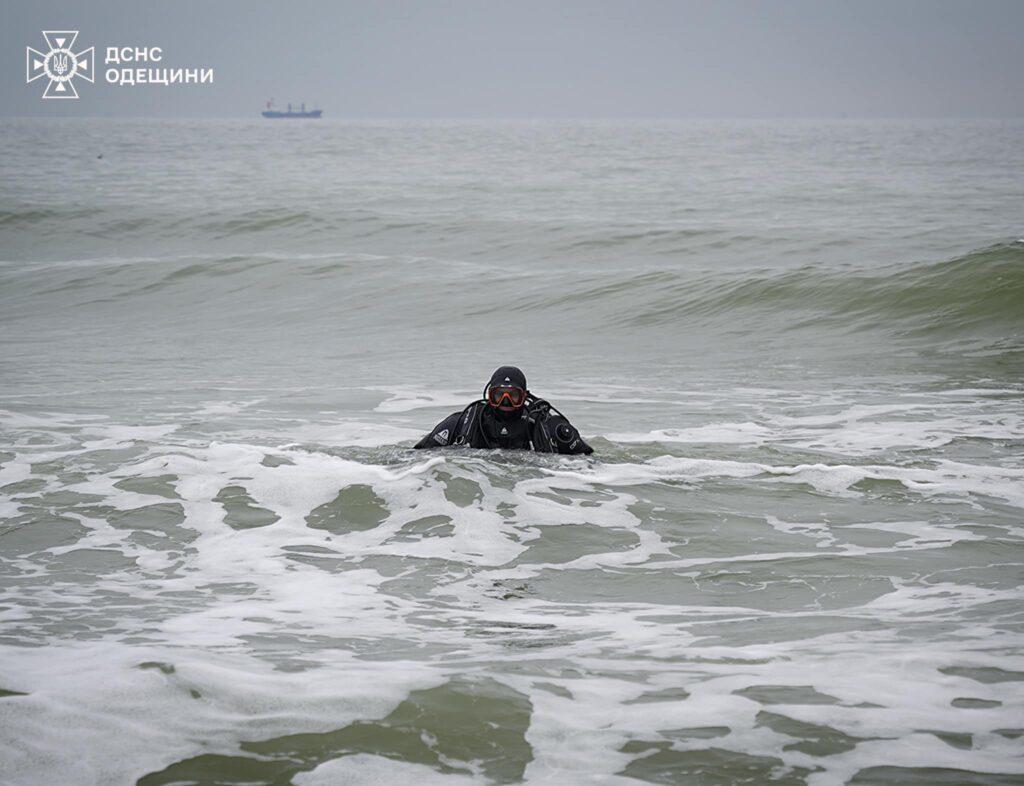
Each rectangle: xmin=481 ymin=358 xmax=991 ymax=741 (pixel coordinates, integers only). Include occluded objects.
xmin=3 ymin=0 xmax=1023 ymax=118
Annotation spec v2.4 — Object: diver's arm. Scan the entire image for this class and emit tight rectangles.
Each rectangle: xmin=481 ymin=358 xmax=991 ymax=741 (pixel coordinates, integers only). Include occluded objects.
xmin=556 ymin=418 xmax=594 ymax=455
xmin=570 ymin=434 xmax=594 ymax=455
xmin=413 ymin=412 xmax=463 ymax=449
xmin=528 ymin=400 xmax=594 ymax=455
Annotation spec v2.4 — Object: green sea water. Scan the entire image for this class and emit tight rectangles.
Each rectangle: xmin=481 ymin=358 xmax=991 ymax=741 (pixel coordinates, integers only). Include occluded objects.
xmin=1 ymin=118 xmax=1022 ymax=785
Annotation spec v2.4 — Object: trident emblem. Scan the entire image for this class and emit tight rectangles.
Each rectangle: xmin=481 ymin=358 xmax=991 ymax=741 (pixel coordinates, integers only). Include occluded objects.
xmin=26 ymin=31 xmax=94 ymax=99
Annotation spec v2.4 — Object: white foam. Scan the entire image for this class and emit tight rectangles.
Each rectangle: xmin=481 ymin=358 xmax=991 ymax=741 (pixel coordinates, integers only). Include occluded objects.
xmin=603 ymin=401 xmax=1024 ymax=456
xmin=540 ymin=454 xmax=1024 ymax=510
xmin=0 ymin=642 xmax=441 ymax=786
xmin=2 ymin=388 xmax=1023 ymax=786
xmin=193 ymin=399 xmax=265 ymax=417
xmin=607 ymin=422 xmax=773 ymax=445
xmin=764 ymin=515 xmax=837 ymax=547
xmin=81 ymin=424 xmax=180 ymax=443
xmin=295 ymin=755 xmax=479 ymax=785
xmin=286 ymin=421 xmax=424 ymax=447
xmin=372 ymin=389 xmax=472 ymax=413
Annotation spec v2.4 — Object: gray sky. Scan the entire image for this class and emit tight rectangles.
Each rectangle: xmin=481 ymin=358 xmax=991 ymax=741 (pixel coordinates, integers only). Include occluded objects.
xmin=3 ymin=0 xmax=1023 ymax=118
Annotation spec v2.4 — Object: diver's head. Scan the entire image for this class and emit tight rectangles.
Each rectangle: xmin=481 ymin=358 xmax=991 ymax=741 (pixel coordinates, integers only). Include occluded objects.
xmin=485 ymin=366 xmax=528 ymax=414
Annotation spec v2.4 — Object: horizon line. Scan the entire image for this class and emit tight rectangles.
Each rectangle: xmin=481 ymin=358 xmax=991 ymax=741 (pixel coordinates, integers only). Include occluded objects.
xmin=3 ymin=114 xmax=1024 ymax=121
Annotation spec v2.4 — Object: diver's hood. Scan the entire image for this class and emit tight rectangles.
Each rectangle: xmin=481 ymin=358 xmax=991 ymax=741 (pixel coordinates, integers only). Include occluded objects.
xmin=487 ymin=366 xmax=527 ymax=390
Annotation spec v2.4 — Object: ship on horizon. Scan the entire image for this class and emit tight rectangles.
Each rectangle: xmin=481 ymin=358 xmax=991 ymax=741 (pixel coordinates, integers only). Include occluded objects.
xmin=262 ymin=99 xmax=322 ymax=119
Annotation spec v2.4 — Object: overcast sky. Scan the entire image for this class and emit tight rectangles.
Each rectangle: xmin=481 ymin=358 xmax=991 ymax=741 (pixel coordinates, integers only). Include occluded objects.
xmin=3 ymin=0 xmax=1023 ymax=118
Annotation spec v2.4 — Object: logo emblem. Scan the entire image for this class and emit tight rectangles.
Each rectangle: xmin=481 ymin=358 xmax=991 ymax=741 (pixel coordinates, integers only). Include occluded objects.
xmin=26 ymin=31 xmax=94 ymax=99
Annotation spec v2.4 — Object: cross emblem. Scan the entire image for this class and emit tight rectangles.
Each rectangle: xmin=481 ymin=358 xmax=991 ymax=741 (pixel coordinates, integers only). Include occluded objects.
xmin=26 ymin=31 xmax=94 ymax=99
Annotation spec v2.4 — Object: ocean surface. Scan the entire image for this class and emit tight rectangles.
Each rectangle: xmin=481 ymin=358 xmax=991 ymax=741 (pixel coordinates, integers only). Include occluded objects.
xmin=1 ymin=118 xmax=1022 ymax=785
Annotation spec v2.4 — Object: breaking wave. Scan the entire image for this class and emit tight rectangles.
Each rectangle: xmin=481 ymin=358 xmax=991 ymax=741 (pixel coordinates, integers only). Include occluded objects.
xmin=615 ymin=241 xmax=1024 ymax=337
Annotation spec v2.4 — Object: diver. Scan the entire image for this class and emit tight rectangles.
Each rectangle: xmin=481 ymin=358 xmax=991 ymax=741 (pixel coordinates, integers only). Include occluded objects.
xmin=414 ymin=366 xmax=593 ymax=454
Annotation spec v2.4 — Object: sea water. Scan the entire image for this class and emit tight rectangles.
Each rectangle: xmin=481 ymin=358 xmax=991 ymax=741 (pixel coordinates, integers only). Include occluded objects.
xmin=0 ymin=118 xmax=1022 ymax=785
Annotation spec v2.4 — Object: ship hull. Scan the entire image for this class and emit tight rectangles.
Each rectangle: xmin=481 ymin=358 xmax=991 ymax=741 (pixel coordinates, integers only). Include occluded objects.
xmin=261 ymin=110 xmax=323 ymax=119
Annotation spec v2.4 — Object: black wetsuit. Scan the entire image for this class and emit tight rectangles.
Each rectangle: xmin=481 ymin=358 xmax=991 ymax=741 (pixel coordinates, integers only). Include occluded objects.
xmin=414 ymin=398 xmax=593 ymax=454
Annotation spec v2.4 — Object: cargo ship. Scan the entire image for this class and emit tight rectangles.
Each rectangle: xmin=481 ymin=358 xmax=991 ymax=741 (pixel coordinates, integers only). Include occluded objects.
xmin=261 ymin=100 xmax=322 ymax=119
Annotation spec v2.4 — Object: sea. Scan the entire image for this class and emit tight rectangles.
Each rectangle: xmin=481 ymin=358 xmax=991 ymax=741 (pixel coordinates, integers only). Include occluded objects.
xmin=0 ymin=118 xmax=1022 ymax=785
